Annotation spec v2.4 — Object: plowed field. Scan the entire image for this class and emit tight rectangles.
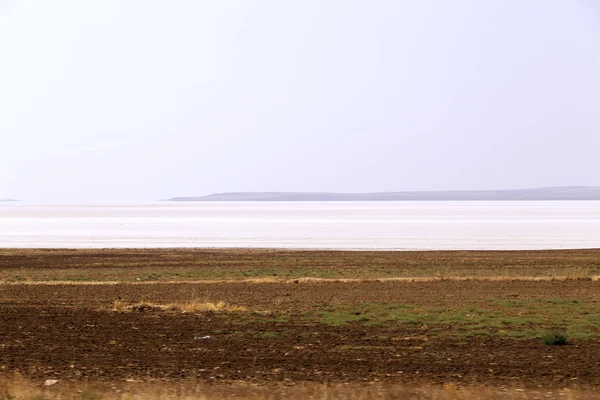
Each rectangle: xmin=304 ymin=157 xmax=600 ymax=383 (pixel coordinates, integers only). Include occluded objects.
xmin=0 ymin=249 xmax=599 ymax=394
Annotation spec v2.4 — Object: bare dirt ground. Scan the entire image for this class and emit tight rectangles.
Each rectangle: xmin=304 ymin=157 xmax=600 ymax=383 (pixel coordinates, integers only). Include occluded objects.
xmin=0 ymin=249 xmax=600 ymax=398
xmin=1 ymin=281 xmax=600 ymax=389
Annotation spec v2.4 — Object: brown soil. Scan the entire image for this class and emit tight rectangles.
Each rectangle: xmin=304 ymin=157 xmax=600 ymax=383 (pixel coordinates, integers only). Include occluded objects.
xmin=2 ymin=280 xmax=600 ymax=310
xmin=1 ymin=248 xmax=599 ymax=281
xmin=1 ymin=280 xmax=599 ymax=389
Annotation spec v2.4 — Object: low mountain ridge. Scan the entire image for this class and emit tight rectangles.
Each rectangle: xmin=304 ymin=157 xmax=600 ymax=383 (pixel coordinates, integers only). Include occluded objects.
xmin=167 ymin=186 xmax=600 ymax=201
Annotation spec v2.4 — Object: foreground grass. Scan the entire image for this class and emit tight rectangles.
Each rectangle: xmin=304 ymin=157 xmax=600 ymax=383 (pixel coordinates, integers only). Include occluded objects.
xmin=1 ymin=248 xmax=600 ymax=282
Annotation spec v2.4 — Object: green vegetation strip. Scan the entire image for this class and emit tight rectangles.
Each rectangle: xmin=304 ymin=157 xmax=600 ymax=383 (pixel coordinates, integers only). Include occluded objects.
xmin=226 ymin=299 xmax=600 ymax=341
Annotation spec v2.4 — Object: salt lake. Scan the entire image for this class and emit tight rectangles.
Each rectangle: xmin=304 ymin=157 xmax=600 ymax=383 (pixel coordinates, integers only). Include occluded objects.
xmin=0 ymin=201 xmax=599 ymax=250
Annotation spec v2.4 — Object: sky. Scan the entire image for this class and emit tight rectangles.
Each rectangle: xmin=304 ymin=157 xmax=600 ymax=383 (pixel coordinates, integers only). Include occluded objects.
xmin=1 ymin=0 xmax=600 ymax=203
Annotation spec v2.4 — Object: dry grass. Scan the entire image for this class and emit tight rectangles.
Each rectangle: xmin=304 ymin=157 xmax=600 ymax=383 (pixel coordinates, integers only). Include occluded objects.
xmin=113 ymin=299 xmax=246 ymax=313
xmin=167 ymin=300 xmax=246 ymax=312
xmin=113 ymin=298 xmax=125 ymax=311
xmin=0 ymin=377 xmax=596 ymax=400
xmin=3 ymin=274 xmax=599 ymax=287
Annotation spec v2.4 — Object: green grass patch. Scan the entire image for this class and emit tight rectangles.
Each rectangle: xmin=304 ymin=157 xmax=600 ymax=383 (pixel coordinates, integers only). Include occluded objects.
xmin=297 ymin=332 xmax=320 ymax=338
xmin=320 ymin=311 xmax=370 ymax=326
xmin=310 ymin=299 xmax=600 ymax=340
xmin=254 ymin=315 xmax=291 ymax=324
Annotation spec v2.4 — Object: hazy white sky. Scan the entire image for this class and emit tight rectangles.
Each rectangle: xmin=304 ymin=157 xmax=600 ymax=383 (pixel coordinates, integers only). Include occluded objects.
xmin=1 ymin=1 xmax=600 ymax=202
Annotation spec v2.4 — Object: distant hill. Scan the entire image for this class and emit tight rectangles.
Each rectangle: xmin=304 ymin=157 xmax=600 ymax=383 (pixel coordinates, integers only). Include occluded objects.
xmin=167 ymin=186 xmax=600 ymax=201
xmin=0 ymin=199 xmax=19 ymax=202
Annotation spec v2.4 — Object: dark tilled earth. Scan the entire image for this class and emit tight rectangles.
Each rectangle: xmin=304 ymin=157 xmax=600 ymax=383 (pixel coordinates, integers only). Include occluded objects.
xmin=1 ymin=248 xmax=599 ymax=280
xmin=2 ymin=280 xmax=600 ymax=309
xmin=0 ymin=280 xmax=599 ymax=389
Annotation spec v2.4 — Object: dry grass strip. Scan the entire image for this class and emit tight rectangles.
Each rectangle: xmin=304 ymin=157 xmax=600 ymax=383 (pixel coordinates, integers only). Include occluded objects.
xmin=0 ymin=377 xmax=595 ymax=400
xmin=112 ymin=299 xmax=246 ymax=313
